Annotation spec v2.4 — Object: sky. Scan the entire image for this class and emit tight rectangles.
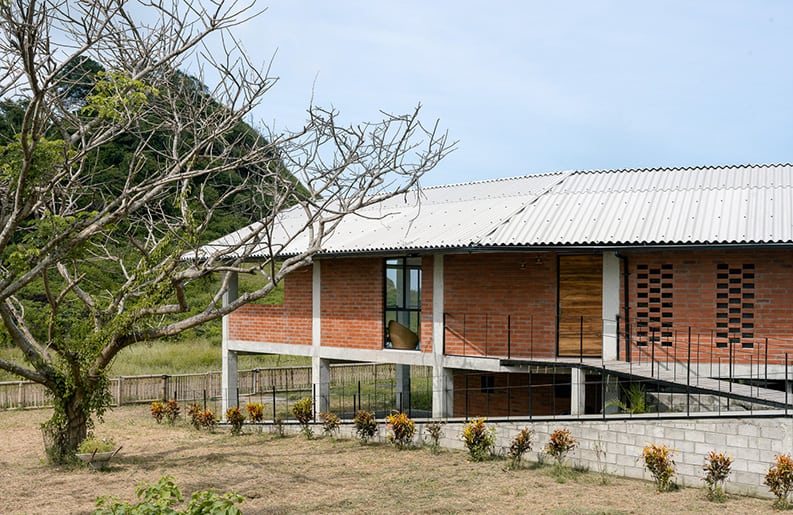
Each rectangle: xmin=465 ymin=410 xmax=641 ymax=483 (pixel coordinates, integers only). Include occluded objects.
xmin=227 ymin=1 xmax=793 ymax=186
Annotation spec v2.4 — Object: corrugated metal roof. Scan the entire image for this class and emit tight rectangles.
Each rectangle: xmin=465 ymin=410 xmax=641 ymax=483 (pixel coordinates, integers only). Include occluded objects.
xmin=200 ymin=163 xmax=793 ymax=259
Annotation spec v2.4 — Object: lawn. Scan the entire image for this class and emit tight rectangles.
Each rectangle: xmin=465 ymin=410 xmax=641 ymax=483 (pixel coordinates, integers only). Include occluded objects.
xmin=0 ymin=405 xmax=777 ymax=514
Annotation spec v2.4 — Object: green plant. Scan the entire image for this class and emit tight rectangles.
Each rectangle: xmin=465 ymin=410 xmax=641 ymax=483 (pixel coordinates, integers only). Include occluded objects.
xmin=195 ymin=408 xmax=217 ymax=432
xmin=702 ymin=450 xmax=733 ymax=502
xmin=507 ymin=427 xmax=535 ymax=469
xmin=642 ymin=443 xmax=676 ymax=492
xmin=164 ymin=400 xmax=180 ymax=425
xmin=77 ymin=435 xmax=116 ymax=454
xmin=544 ymin=428 xmax=577 ymax=467
xmin=594 ymin=436 xmax=610 ymax=485
xmin=225 ymin=406 xmax=246 ymax=436
xmin=150 ymin=401 xmax=166 ymax=424
xmin=385 ymin=411 xmax=416 ymax=449
xmin=424 ymin=421 xmax=445 ymax=453
xmin=353 ymin=410 xmax=378 ymax=443
xmin=245 ymin=402 xmax=265 ymax=423
xmin=460 ymin=417 xmax=496 ymax=461
xmin=95 ymin=475 xmax=244 ymax=514
xmin=320 ymin=411 xmax=341 ymax=437
xmin=187 ymin=403 xmax=203 ymax=429
xmin=606 ymin=383 xmax=648 ymax=414
xmin=292 ymin=397 xmax=314 ymax=438
xmin=765 ymin=454 xmax=793 ymax=509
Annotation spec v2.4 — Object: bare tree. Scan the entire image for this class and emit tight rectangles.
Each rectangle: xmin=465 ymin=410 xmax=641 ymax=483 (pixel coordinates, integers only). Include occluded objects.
xmin=0 ymin=0 xmax=452 ymax=462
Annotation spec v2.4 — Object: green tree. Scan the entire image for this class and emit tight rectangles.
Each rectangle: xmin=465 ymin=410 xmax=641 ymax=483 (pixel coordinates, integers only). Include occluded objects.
xmin=0 ymin=0 xmax=452 ymax=462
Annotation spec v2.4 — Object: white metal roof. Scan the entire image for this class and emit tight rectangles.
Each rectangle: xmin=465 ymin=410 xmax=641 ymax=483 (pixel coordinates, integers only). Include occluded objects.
xmin=202 ymin=163 xmax=793 ymax=259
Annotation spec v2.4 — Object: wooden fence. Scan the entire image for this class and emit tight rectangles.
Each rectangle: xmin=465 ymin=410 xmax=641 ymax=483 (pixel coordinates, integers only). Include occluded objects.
xmin=0 ymin=363 xmax=418 ymax=410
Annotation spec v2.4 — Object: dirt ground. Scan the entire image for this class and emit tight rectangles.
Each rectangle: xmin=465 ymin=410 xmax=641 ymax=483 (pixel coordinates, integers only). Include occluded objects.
xmin=0 ymin=405 xmax=778 ymax=514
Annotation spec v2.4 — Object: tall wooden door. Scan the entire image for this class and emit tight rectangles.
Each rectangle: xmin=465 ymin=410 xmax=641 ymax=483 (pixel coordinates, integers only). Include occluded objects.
xmin=557 ymin=255 xmax=603 ymax=357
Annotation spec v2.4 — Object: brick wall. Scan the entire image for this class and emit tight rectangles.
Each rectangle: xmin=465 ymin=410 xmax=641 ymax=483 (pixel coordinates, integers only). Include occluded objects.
xmin=420 ymin=255 xmax=434 ymax=353
xmin=444 ymin=253 xmax=557 ymax=358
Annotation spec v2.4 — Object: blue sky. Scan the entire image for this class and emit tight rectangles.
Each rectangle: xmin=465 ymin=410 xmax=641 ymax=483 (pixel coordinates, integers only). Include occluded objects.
xmin=231 ymin=1 xmax=793 ymax=186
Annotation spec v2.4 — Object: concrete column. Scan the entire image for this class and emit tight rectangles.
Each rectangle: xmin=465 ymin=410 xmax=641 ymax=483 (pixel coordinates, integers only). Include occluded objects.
xmin=602 ymin=251 xmax=620 ymax=360
xmin=570 ymin=367 xmax=586 ymax=416
xmin=603 ymin=374 xmax=620 ymax=414
xmin=396 ymin=364 xmax=411 ymax=412
xmin=221 ymin=272 xmax=239 ymax=416
xmin=310 ymin=262 xmax=330 ymax=413
xmin=431 ymin=255 xmax=453 ymax=418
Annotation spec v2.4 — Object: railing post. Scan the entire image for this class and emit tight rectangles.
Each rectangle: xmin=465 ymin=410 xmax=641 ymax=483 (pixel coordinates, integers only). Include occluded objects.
xmin=272 ymin=385 xmax=276 ymax=421
xmin=651 ymin=327 xmax=656 ymax=377
xmin=507 ymin=315 xmax=511 ymax=360
xmin=765 ymin=338 xmax=769 ymax=389
xmin=442 ymin=312 xmax=447 ymax=355
xmin=162 ymin=374 xmax=169 ymax=402
xmin=786 ymin=353 xmax=789 ymax=416
xmin=686 ymin=327 xmax=691 ymax=417
xmin=579 ymin=316 xmax=584 ymax=363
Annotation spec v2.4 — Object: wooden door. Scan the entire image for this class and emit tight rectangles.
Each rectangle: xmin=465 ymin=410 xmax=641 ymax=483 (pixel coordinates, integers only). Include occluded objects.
xmin=558 ymin=255 xmax=603 ymax=357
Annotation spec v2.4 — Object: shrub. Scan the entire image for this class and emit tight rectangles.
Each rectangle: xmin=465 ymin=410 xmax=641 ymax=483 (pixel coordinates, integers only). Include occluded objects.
xmin=320 ymin=411 xmax=341 ymax=437
xmin=460 ymin=417 xmax=496 ymax=461
xmin=78 ymin=436 xmax=116 ymax=454
xmin=353 ymin=410 xmax=378 ymax=443
xmin=225 ymin=406 xmax=246 ymax=436
xmin=292 ymin=397 xmax=314 ymax=438
xmin=197 ymin=409 xmax=217 ymax=432
xmin=703 ymin=450 xmax=733 ymax=502
xmin=187 ymin=403 xmax=203 ymax=429
xmin=642 ymin=443 xmax=676 ymax=492
xmin=544 ymin=428 xmax=577 ymax=467
xmin=385 ymin=411 xmax=416 ymax=449
xmin=164 ymin=400 xmax=180 ymax=425
xmin=507 ymin=427 xmax=535 ymax=469
xmin=150 ymin=401 xmax=166 ymax=424
xmin=765 ymin=454 xmax=793 ymax=509
xmin=424 ymin=421 xmax=445 ymax=453
xmin=245 ymin=402 xmax=265 ymax=423
xmin=95 ymin=475 xmax=244 ymax=515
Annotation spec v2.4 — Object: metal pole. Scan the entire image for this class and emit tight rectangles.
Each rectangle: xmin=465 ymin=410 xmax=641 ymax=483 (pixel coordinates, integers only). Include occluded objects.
xmin=651 ymin=327 xmax=656 ymax=377
xmin=579 ymin=316 xmax=584 ymax=363
xmin=687 ymin=327 xmax=691 ymax=417
xmin=507 ymin=315 xmax=511 ymax=360
xmin=765 ymin=338 xmax=769 ymax=389
xmin=786 ymin=353 xmax=789 ymax=417
xmin=272 ymin=386 xmax=276 ymax=421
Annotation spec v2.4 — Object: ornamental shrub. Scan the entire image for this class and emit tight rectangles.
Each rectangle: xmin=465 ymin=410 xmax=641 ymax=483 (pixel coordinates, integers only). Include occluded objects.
xmin=225 ymin=406 xmax=245 ymax=436
xmin=292 ymin=397 xmax=314 ymax=438
xmin=702 ymin=450 xmax=733 ymax=502
xmin=164 ymin=400 xmax=180 ymax=425
xmin=245 ymin=402 xmax=265 ymax=423
xmin=187 ymin=403 xmax=202 ymax=429
xmin=544 ymin=428 xmax=577 ymax=467
xmin=424 ymin=421 xmax=445 ymax=454
xmin=320 ymin=411 xmax=341 ymax=437
xmin=150 ymin=401 xmax=166 ymax=424
xmin=507 ymin=427 xmax=535 ymax=469
xmin=765 ymin=454 xmax=793 ymax=509
xmin=642 ymin=443 xmax=676 ymax=492
xmin=385 ymin=411 xmax=416 ymax=449
xmin=460 ymin=417 xmax=496 ymax=461
xmin=353 ymin=410 xmax=378 ymax=443
xmin=197 ymin=409 xmax=217 ymax=432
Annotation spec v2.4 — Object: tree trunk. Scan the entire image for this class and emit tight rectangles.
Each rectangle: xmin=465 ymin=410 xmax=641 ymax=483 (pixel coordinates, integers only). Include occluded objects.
xmin=43 ymin=389 xmax=89 ymax=464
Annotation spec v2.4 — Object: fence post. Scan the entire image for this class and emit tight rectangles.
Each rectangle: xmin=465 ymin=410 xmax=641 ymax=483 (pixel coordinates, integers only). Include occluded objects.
xmin=117 ymin=377 xmax=124 ymax=406
xmin=162 ymin=375 xmax=169 ymax=402
xmin=272 ymin=385 xmax=277 ymax=421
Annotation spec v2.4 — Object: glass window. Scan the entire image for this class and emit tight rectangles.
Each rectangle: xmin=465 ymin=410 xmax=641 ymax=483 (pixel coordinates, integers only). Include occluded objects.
xmin=384 ymin=257 xmax=422 ymax=349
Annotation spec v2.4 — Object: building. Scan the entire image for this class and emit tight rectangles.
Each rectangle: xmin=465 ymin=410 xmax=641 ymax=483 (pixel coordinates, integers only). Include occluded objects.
xmin=212 ymin=164 xmax=793 ymax=418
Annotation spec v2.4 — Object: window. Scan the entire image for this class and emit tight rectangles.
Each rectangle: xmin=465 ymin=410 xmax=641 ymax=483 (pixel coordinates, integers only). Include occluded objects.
xmin=384 ymin=257 xmax=422 ymax=348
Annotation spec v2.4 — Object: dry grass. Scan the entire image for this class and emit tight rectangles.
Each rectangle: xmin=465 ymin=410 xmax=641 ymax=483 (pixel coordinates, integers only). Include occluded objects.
xmin=0 ymin=406 xmax=777 ymax=514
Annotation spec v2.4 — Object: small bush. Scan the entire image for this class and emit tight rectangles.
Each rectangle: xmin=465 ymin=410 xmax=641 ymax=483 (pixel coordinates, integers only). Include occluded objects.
xmin=460 ymin=417 xmax=496 ymax=461
xmin=765 ymin=454 xmax=793 ymax=509
xmin=187 ymin=403 xmax=203 ymax=429
xmin=507 ymin=427 xmax=535 ymax=469
xmin=225 ymin=406 xmax=246 ymax=436
xmin=703 ymin=450 xmax=733 ymax=502
xmin=544 ymin=428 xmax=577 ymax=466
xmin=320 ymin=411 xmax=341 ymax=437
xmin=245 ymin=402 xmax=265 ymax=423
xmin=78 ymin=436 xmax=116 ymax=454
xmin=164 ymin=400 xmax=180 ymax=425
xmin=95 ymin=475 xmax=244 ymax=515
xmin=642 ymin=443 xmax=676 ymax=492
xmin=195 ymin=409 xmax=217 ymax=432
xmin=292 ymin=397 xmax=314 ymax=438
xmin=424 ymin=421 xmax=445 ymax=453
xmin=150 ymin=401 xmax=166 ymax=424
xmin=353 ymin=410 xmax=378 ymax=443
xmin=385 ymin=411 xmax=416 ymax=449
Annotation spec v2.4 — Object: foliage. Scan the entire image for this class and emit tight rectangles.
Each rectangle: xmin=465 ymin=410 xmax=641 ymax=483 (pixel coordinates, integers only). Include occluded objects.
xmin=424 ymin=421 xmax=445 ymax=454
xmin=385 ymin=411 xmax=416 ymax=449
xmin=460 ymin=417 xmax=496 ymax=461
xmin=150 ymin=401 xmax=166 ymax=424
xmin=544 ymin=428 xmax=578 ymax=467
xmin=702 ymin=450 xmax=733 ymax=502
xmin=151 ymin=400 xmax=180 ymax=425
xmin=641 ymin=443 xmax=676 ymax=492
xmin=95 ymin=475 xmax=243 ymax=514
xmin=353 ymin=410 xmax=378 ymax=443
xmin=77 ymin=436 xmax=116 ymax=454
xmin=225 ymin=406 xmax=245 ymax=436
xmin=292 ymin=397 xmax=314 ymax=438
xmin=507 ymin=427 xmax=535 ymax=469
xmin=245 ymin=402 xmax=264 ymax=423
xmin=606 ymin=383 xmax=648 ymax=414
xmin=320 ymin=411 xmax=340 ymax=437
xmin=765 ymin=454 xmax=793 ymax=509
xmin=187 ymin=405 xmax=217 ymax=432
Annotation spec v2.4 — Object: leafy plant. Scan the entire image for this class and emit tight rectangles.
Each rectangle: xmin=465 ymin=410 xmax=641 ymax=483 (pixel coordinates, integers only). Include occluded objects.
xmin=164 ymin=400 xmax=180 ymax=425
xmin=320 ymin=411 xmax=341 ymax=437
xmin=641 ymin=443 xmax=676 ymax=492
xmin=225 ymin=406 xmax=246 ymax=436
xmin=77 ymin=436 xmax=116 ymax=454
xmin=187 ymin=403 xmax=203 ymax=430
xmin=702 ymin=450 xmax=733 ymax=502
xmin=245 ymin=402 xmax=265 ymax=423
xmin=606 ymin=383 xmax=648 ymax=414
xmin=292 ymin=397 xmax=314 ymax=438
xmin=385 ymin=411 xmax=416 ymax=449
xmin=765 ymin=454 xmax=793 ymax=509
xmin=460 ymin=417 xmax=496 ymax=461
xmin=353 ymin=410 xmax=378 ymax=443
xmin=544 ymin=428 xmax=577 ymax=467
xmin=507 ymin=427 xmax=534 ymax=469
xmin=150 ymin=401 xmax=166 ymax=424
xmin=424 ymin=421 xmax=445 ymax=454
xmin=95 ymin=475 xmax=243 ymax=514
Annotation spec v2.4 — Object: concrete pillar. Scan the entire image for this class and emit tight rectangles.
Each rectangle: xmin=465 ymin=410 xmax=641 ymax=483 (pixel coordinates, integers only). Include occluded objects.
xmin=312 ymin=357 xmax=331 ymax=414
xmin=431 ymin=255 xmax=454 ymax=418
xmin=221 ymin=272 xmax=239 ymax=416
xmin=602 ymin=251 xmax=620 ymax=360
xmin=310 ymin=262 xmax=330 ymax=413
xmin=396 ymin=364 xmax=411 ymax=412
xmin=603 ymin=374 xmax=620 ymax=414
xmin=570 ymin=367 xmax=586 ymax=416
